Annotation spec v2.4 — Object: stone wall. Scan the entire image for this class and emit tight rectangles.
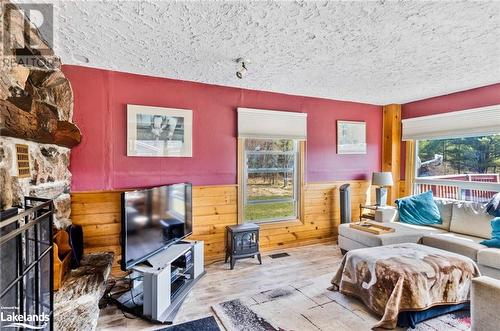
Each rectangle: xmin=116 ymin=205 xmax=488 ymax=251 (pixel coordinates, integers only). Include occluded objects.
xmin=0 ymin=0 xmax=81 ymax=228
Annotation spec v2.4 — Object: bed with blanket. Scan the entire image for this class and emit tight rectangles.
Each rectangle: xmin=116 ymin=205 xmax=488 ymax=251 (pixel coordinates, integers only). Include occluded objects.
xmin=330 ymin=243 xmax=480 ymax=329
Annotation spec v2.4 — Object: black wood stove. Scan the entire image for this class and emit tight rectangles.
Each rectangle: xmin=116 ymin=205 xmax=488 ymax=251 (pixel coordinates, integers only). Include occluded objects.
xmin=225 ymin=223 xmax=261 ymax=270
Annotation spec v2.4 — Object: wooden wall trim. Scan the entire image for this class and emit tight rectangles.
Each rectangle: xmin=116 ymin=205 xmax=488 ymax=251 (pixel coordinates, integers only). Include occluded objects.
xmin=382 ymin=104 xmax=402 ymax=204
xmin=404 ymin=140 xmax=416 ymax=197
xmin=71 ymin=181 xmax=373 ymax=276
xmin=71 ymin=184 xmax=238 ymax=194
xmin=304 ymin=180 xmax=371 ymax=188
xmin=237 ymin=138 xmax=244 ymax=224
xmin=298 ymin=141 xmax=306 ymax=224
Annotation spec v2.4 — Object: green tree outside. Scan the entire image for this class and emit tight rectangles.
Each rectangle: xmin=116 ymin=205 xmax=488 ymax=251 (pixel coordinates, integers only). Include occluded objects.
xmin=417 ymin=134 xmax=500 ymax=177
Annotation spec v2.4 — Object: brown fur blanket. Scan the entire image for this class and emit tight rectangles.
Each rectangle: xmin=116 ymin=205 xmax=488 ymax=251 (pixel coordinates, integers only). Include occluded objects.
xmin=331 ymin=243 xmax=480 ymax=329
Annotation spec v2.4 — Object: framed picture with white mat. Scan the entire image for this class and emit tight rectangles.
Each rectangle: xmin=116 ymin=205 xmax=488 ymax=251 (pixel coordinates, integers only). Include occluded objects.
xmin=127 ymin=104 xmax=193 ymax=157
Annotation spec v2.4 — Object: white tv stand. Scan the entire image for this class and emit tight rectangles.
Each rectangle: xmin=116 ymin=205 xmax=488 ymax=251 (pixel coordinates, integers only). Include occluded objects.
xmin=117 ymin=240 xmax=205 ymax=323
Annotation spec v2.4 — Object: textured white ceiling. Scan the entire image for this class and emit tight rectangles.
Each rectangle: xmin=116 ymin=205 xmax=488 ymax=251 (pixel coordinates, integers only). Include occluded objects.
xmin=46 ymin=0 xmax=500 ymax=104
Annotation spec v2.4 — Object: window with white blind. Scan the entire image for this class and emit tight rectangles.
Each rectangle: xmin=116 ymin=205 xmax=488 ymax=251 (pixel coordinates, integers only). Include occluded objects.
xmin=402 ymin=105 xmax=500 ymax=141
xmin=242 ymin=138 xmax=299 ymax=222
xmin=402 ymin=105 xmax=500 ymax=202
xmin=237 ymin=108 xmax=307 ymax=223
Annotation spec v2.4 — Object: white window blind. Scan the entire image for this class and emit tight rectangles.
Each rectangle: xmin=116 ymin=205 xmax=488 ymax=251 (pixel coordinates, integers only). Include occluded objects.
xmin=402 ymin=104 xmax=500 ymax=141
xmin=237 ymin=108 xmax=307 ymax=140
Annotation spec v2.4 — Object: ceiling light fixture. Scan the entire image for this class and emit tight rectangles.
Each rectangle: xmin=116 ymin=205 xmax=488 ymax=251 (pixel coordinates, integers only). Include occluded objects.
xmin=73 ymin=54 xmax=89 ymax=63
xmin=235 ymin=58 xmax=249 ymax=79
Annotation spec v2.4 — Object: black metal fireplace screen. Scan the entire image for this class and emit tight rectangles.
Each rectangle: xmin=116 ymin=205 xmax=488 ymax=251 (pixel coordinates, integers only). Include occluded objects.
xmin=0 ymin=197 xmax=54 ymax=330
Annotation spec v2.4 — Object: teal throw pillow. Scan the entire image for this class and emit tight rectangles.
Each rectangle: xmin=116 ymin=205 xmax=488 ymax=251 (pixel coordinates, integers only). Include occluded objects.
xmin=480 ymin=217 xmax=500 ymax=248
xmin=395 ymin=191 xmax=442 ymax=225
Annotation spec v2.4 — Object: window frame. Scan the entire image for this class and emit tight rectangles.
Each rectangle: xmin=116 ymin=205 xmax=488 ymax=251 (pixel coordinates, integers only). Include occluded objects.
xmin=410 ymin=135 xmax=500 ymax=201
xmin=237 ymin=138 xmax=305 ymax=224
xmin=413 ymin=135 xmax=500 ymax=179
xmin=405 ymin=140 xmax=417 ymax=196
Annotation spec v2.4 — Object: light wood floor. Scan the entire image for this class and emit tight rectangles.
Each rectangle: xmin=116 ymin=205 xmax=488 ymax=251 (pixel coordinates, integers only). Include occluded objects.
xmin=96 ymin=242 xmax=343 ymax=330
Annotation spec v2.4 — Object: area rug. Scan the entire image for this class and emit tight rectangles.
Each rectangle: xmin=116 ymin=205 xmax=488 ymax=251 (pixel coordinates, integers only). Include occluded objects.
xmin=159 ymin=316 xmax=220 ymax=331
xmin=211 ymin=274 xmax=471 ymax=331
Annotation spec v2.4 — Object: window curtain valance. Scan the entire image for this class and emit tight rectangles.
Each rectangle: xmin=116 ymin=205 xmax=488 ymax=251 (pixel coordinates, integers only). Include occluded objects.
xmin=237 ymin=108 xmax=307 ymax=140
xmin=402 ymin=104 xmax=500 ymax=141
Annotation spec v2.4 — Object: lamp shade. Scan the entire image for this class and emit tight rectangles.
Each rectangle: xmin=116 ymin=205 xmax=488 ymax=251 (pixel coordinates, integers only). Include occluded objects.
xmin=372 ymin=172 xmax=394 ymax=186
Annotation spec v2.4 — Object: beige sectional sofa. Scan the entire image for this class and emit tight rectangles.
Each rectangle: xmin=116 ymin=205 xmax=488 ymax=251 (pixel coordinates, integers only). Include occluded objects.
xmin=471 ymin=276 xmax=500 ymax=331
xmin=338 ymin=198 xmax=500 ymax=279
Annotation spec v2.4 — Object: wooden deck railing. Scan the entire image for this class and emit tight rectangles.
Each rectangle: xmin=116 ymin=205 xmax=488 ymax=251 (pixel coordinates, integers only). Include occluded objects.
xmin=414 ymin=175 xmax=500 ymax=203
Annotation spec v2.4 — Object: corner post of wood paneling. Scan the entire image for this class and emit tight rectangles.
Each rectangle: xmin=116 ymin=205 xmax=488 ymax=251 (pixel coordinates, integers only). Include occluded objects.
xmin=237 ymin=138 xmax=244 ymax=224
xmin=298 ymin=141 xmax=306 ymax=222
xmin=404 ymin=140 xmax=416 ymax=197
xmin=382 ymin=104 xmax=401 ymax=205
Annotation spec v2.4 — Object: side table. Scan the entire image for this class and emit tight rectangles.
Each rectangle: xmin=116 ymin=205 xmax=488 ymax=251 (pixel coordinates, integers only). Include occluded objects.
xmin=225 ymin=223 xmax=262 ymax=270
xmin=360 ymin=204 xmax=398 ymax=222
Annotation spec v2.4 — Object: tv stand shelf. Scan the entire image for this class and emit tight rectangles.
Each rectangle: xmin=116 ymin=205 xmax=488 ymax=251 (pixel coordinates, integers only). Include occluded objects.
xmin=139 ymin=243 xmax=193 ymax=270
xmin=117 ymin=240 xmax=204 ymax=324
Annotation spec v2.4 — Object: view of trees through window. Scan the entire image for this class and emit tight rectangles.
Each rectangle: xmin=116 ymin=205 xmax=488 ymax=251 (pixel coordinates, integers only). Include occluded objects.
xmin=416 ymin=134 xmax=500 ymax=179
xmin=244 ymin=138 xmax=298 ymax=222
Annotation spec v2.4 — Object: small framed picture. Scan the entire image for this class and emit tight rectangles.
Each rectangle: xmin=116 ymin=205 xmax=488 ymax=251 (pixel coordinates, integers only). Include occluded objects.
xmin=337 ymin=120 xmax=366 ymax=154
xmin=127 ymin=105 xmax=193 ymax=157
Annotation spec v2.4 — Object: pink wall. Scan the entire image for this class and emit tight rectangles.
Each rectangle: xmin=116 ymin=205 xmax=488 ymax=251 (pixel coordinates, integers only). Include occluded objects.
xmin=400 ymin=83 xmax=500 ymax=179
xmin=63 ymin=65 xmax=382 ymax=192
xmin=402 ymin=83 xmax=500 ymax=119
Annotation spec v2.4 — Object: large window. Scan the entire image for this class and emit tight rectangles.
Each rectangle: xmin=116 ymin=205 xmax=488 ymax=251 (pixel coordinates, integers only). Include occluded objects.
xmin=242 ymin=138 xmax=300 ymax=223
xmin=416 ymin=134 xmax=499 ymax=178
xmin=413 ymin=134 xmax=500 ymax=202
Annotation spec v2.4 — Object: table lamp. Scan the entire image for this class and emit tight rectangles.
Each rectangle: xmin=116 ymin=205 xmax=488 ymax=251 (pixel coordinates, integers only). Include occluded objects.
xmin=372 ymin=172 xmax=394 ymax=206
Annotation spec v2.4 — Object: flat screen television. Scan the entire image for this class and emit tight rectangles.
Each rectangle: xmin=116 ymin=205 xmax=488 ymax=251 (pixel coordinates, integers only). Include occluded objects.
xmin=121 ymin=183 xmax=192 ymax=270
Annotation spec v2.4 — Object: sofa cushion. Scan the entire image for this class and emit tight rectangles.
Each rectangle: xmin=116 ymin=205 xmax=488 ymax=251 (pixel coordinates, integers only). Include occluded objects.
xmin=477 ymin=265 xmax=500 ymax=280
xmin=339 ymin=222 xmax=445 ymax=248
xmin=394 ymin=222 xmax=448 ymax=234
xmin=338 ymin=235 xmax=369 ymax=251
xmin=477 ymin=248 xmax=500 ymax=269
xmin=471 ymin=276 xmax=500 ymax=330
xmin=428 ymin=198 xmax=454 ymax=231
xmin=450 ymin=201 xmax=492 ymax=239
xmin=421 ymin=232 xmax=486 ymax=261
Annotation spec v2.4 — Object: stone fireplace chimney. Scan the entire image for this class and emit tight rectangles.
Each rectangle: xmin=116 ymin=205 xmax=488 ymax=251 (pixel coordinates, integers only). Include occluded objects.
xmin=0 ymin=0 xmax=81 ymax=228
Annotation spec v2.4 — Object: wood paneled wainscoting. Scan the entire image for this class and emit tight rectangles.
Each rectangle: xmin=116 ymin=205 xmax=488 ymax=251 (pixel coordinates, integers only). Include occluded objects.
xmin=71 ymin=180 xmax=373 ymax=276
